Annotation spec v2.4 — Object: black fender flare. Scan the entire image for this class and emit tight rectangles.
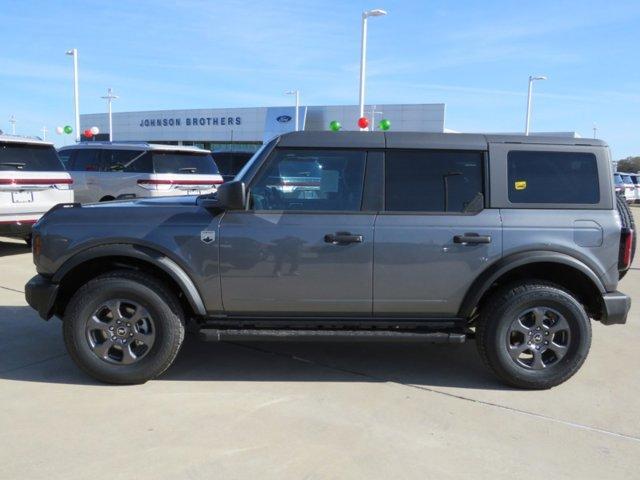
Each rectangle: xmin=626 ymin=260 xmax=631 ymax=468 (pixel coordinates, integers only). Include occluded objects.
xmin=52 ymin=243 xmax=207 ymax=316
xmin=458 ymin=250 xmax=606 ymax=318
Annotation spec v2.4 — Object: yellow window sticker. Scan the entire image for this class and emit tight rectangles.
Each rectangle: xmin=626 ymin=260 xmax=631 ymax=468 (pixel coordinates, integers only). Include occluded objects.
xmin=514 ymin=180 xmax=527 ymax=190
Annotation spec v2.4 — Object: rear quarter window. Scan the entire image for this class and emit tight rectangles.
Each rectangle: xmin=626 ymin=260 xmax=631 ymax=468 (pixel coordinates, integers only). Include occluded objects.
xmin=0 ymin=143 xmax=65 ymax=172
xmin=507 ymin=151 xmax=599 ymax=204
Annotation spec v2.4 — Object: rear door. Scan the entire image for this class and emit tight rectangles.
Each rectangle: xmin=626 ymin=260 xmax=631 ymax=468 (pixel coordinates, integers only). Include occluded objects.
xmin=68 ymin=148 xmax=102 ymax=203
xmin=0 ymin=142 xmax=72 ymax=219
xmin=373 ymin=148 xmax=502 ymax=316
xmin=219 ymin=147 xmax=375 ymax=315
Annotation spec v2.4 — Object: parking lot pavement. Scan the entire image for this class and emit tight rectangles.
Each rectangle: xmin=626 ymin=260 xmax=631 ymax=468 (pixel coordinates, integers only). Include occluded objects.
xmin=0 ymin=236 xmax=638 ymax=479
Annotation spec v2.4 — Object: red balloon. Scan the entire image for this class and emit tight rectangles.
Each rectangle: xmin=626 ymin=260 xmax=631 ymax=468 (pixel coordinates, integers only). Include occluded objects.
xmin=84 ymin=129 xmax=93 ymax=138
xmin=357 ymin=117 xmax=369 ymax=129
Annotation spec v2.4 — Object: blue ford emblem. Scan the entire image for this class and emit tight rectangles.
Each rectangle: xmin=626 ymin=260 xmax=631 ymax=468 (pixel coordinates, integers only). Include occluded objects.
xmin=276 ymin=115 xmax=292 ymax=123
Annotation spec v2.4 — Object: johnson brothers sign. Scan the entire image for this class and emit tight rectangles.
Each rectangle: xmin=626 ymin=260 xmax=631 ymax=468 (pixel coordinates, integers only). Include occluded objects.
xmin=139 ymin=116 xmax=242 ymax=128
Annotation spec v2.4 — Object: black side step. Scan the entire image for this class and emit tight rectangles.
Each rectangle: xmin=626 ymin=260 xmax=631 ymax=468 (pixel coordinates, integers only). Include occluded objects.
xmin=199 ymin=328 xmax=466 ymax=343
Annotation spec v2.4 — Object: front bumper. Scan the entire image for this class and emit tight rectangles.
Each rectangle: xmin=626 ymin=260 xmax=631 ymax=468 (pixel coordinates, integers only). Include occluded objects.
xmin=600 ymin=291 xmax=631 ymax=325
xmin=25 ymin=274 xmax=58 ymax=320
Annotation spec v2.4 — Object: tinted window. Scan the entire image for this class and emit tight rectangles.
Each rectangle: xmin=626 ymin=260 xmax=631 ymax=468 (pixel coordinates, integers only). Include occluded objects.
xmin=102 ymin=149 xmax=145 ymax=172
xmin=630 ymin=176 xmax=639 ymax=185
xmin=250 ymin=149 xmax=366 ymax=211
xmin=123 ymin=152 xmax=153 ymax=173
xmin=508 ymin=151 xmax=599 ymax=204
xmin=57 ymin=150 xmax=73 ymax=169
xmin=152 ymin=152 xmax=219 ymax=174
xmin=0 ymin=143 xmax=65 ymax=172
xmin=212 ymin=153 xmax=234 ymax=176
xmin=385 ymin=150 xmax=483 ymax=212
xmin=71 ymin=149 xmax=101 ymax=171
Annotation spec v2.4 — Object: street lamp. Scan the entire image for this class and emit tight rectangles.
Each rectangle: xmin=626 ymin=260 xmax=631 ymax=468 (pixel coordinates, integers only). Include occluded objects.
xmin=101 ymin=88 xmax=119 ymax=141
xmin=369 ymin=105 xmax=383 ymax=131
xmin=65 ymin=48 xmax=80 ymax=142
xmin=359 ymin=8 xmax=387 ymax=129
xmin=524 ymin=75 xmax=547 ymax=135
xmin=284 ymin=90 xmax=300 ymax=132
xmin=8 ymin=115 xmax=16 ymax=135
xmin=41 ymin=126 xmax=48 ymax=141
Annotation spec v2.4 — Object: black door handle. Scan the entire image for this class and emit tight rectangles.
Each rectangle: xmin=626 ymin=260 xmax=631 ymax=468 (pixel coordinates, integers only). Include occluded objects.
xmin=453 ymin=233 xmax=492 ymax=244
xmin=324 ymin=232 xmax=364 ymax=245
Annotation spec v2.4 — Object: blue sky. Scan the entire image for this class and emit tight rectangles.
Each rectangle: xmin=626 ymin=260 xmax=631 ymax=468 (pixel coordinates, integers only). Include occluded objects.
xmin=1 ymin=0 xmax=639 ymax=158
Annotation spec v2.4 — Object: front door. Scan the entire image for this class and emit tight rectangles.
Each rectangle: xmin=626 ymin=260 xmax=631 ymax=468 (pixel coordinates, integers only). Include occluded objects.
xmin=219 ymin=148 xmax=375 ymax=316
xmin=374 ymin=149 xmax=502 ymax=316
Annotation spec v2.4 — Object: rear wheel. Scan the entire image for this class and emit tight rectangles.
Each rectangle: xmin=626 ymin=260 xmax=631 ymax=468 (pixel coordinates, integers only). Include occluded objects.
xmin=476 ymin=281 xmax=591 ymax=389
xmin=63 ymin=270 xmax=185 ymax=384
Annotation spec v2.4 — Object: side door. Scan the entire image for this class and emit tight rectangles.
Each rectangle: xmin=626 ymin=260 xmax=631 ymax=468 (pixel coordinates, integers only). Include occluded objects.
xmin=219 ymin=147 xmax=376 ymax=316
xmin=101 ymin=149 xmax=146 ymax=199
xmin=373 ymin=149 xmax=502 ymax=317
xmin=67 ymin=149 xmax=101 ymax=203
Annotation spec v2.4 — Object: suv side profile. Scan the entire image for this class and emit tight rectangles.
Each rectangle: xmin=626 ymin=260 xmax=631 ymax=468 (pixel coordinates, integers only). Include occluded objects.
xmin=58 ymin=142 xmax=223 ymax=203
xmin=0 ymin=135 xmax=73 ymax=244
xmin=26 ymin=132 xmax=632 ymax=389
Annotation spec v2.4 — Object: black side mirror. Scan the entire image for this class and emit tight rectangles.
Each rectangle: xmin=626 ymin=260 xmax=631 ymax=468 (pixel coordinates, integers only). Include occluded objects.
xmin=216 ymin=180 xmax=246 ymax=210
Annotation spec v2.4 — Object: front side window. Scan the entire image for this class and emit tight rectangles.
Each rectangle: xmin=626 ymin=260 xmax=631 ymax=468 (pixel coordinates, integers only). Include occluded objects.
xmin=250 ymin=149 xmax=366 ymax=211
xmin=508 ymin=151 xmax=599 ymax=204
xmin=0 ymin=143 xmax=65 ymax=172
xmin=385 ymin=150 xmax=484 ymax=212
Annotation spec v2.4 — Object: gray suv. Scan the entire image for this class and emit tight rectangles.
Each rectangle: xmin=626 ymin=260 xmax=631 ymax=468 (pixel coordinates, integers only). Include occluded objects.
xmin=25 ymin=132 xmax=632 ymax=389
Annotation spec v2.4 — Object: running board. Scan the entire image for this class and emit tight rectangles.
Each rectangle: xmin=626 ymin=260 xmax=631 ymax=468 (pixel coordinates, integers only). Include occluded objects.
xmin=198 ymin=328 xmax=466 ymax=343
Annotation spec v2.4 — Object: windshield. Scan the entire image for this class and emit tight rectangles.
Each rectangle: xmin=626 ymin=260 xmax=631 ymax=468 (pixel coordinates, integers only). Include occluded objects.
xmin=0 ymin=143 xmax=65 ymax=171
xmin=152 ymin=152 xmax=219 ymax=175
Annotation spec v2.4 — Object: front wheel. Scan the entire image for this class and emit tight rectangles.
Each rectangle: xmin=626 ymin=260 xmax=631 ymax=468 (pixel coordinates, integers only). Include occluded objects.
xmin=63 ymin=270 xmax=185 ymax=384
xmin=476 ymin=281 xmax=591 ymax=389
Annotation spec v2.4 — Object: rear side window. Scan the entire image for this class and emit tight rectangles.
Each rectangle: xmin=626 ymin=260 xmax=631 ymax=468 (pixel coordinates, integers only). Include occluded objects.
xmin=102 ymin=149 xmax=145 ymax=172
xmin=152 ymin=152 xmax=219 ymax=174
xmin=385 ymin=150 xmax=484 ymax=212
xmin=70 ymin=149 xmax=101 ymax=171
xmin=0 ymin=143 xmax=65 ymax=172
xmin=508 ymin=151 xmax=599 ymax=204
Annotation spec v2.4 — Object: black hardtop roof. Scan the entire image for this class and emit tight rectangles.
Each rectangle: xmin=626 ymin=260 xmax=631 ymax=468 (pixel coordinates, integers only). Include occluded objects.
xmin=275 ymin=131 xmax=608 ymax=149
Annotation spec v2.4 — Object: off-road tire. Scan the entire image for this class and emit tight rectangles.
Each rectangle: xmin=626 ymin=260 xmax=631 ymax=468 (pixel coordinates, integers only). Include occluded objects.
xmin=63 ymin=270 xmax=185 ymax=384
xmin=616 ymin=194 xmax=635 ymax=279
xmin=476 ymin=281 xmax=591 ymax=389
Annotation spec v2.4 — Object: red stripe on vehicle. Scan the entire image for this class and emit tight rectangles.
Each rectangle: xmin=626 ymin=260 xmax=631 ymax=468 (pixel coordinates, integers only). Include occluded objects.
xmin=0 ymin=178 xmax=73 ymax=185
xmin=137 ymin=179 xmax=223 ymax=185
xmin=0 ymin=219 xmax=37 ymax=225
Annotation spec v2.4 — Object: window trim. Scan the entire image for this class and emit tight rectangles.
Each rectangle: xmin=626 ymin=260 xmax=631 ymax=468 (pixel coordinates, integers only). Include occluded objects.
xmin=381 ymin=148 xmax=487 ymax=215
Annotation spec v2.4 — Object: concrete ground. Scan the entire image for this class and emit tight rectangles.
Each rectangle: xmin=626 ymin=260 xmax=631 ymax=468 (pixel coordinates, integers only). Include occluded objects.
xmin=0 ymin=235 xmax=639 ymax=480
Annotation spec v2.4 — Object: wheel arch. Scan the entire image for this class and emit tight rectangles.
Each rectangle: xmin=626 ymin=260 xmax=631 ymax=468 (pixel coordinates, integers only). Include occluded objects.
xmin=52 ymin=244 xmax=207 ymax=318
xmin=459 ymin=251 xmax=606 ymax=320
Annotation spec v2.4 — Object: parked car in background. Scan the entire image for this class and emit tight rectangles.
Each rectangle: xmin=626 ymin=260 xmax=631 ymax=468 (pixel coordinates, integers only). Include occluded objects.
xmin=58 ymin=142 xmax=223 ymax=203
xmin=627 ymin=173 xmax=640 ymax=203
xmin=212 ymin=151 xmax=254 ymax=182
xmin=617 ymin=172 xmax=636 ymax=203
xmin=0 ymin=135 xmax=72 ymax=245
xmin=614 ymin=172 xmax=625 ymax=197
xmin=27 ymin=132 xmax=632 ymax=389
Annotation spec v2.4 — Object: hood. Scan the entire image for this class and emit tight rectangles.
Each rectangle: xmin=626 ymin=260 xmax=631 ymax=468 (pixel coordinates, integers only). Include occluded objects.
xmin=83 ymin=195 xmax=201 ymax=209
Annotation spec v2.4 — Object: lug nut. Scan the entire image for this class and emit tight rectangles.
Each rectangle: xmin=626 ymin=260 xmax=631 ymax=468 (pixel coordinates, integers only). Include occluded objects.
xmin=123 ymin=340 xmax=127 ymax=344
xmin=109 ymin=326 xmax=114 ymax=331
xmin=545 ymin=331 xmax=549 ymax=335
xmin=117 ymin=320 xmax=121 ymax=325
xmin=544 ymin=341 xmax=549 ymax=345
xmin=536 ymin=346 xmax=540 ymax=350
xmin=111 ymin=336 xmax=116 ymax=341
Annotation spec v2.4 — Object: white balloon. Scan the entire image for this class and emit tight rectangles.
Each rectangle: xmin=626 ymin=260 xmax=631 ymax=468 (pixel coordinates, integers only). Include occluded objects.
xmin=90 ymin=126 xmax=100 ymax=135
xmin=55 ymin=126 xmax=64 ymax=135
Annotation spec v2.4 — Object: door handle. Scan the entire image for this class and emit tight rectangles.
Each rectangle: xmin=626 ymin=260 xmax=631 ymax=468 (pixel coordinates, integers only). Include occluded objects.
xmin=324 ymin=232 xmax=364 ymax=245
xmin=453 ymin=233 xmax=492 ymax=245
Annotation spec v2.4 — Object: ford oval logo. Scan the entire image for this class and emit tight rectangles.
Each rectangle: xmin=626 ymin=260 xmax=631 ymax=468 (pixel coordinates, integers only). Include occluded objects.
xmin=276 ymin=115 xmax=292 ymax=123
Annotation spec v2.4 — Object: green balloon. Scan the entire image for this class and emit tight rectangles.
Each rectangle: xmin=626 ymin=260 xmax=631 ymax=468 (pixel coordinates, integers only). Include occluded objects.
xmin=329 ymin=120 xmax=341 ymax=132
xmin=379 ymin=119 xmax=391 ymax=131
xmin=63 ymin=125 xmax=73 ymax=134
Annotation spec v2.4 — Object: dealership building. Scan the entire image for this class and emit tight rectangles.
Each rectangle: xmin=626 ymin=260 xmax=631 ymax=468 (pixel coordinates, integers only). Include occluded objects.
xmin=80 ymin=103 xmax=446 ymax=152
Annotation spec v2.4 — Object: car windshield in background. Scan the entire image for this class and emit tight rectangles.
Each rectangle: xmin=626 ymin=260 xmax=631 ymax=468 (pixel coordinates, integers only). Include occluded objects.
xmin=622 ymin=175 xmax=633 ymax=184
xmin=614 ymin=174 xmax=623 ymax=185
xmin=152 ymin=152 xmax=219 ymax=175
xmin=0 ymin=143 xmax=65 ymax=172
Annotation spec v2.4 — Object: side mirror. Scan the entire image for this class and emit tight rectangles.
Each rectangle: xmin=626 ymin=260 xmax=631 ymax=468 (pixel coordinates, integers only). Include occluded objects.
xmin=216 ymin=180 xmax=246 ymax=210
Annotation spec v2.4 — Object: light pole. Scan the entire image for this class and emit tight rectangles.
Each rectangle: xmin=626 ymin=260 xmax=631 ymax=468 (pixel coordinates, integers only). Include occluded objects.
xmin=101 ymin=88 xmax=119 ymax=141
xmin=524 ymin=75 xmax=547 ymax=135
xmin=41 ymin=126 xmax=48 ymax=141
xmin=359 ymin=9 xmax=387 ymax=129
xmin=65 ymin=48 xmax=80 ymax=142
xmin=285 ymin=90 xmax=300 ymax=131
xmin=8 ymin=115 xmax=16 ymax=135
xmin=593 ymin=123 xmax=598 ymax=139
xmin=369 ymin=105 xmax=383 ymax=131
